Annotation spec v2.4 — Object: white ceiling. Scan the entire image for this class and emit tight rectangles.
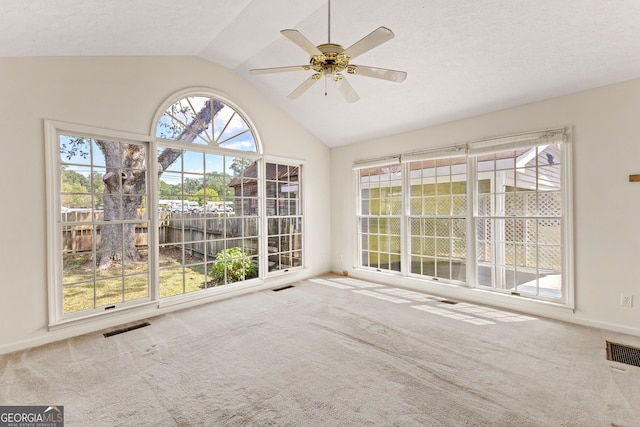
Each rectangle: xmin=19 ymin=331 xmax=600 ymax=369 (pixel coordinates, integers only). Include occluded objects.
xmin=3 ymin=0 xmax=640 ymax=147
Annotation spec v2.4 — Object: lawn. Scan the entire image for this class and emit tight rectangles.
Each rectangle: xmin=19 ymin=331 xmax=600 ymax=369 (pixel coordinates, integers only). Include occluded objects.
xmin=63 ymin=249 xmax=213 ymax=314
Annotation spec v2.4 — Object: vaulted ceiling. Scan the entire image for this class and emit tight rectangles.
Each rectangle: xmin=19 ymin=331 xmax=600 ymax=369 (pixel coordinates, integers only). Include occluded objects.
xmin=3 ymin=0 xmax=640 ymax=147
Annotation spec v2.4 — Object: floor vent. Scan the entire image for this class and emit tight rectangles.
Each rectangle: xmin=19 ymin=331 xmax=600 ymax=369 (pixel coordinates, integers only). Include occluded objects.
xmin=606 ymin=341 xmax=640 ymax=368
xmin=273 ymin=285 xmax=295 ymax=292
xmin=103 ymin=322 xmax=150 ymax=338
xmin=441 ymin=299 xmax=458 ymax=305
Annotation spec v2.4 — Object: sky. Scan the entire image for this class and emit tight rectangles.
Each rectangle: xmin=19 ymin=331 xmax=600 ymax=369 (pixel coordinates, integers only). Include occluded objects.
xmin=60 ymin=96 xmax=257 ymax=183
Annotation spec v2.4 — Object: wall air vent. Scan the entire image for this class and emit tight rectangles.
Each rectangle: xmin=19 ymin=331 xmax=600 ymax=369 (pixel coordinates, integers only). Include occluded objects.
xmin=103 ymin=322 xmax=151 ymax=338
xmin=606 ymin=341 xmax=640 ymax=368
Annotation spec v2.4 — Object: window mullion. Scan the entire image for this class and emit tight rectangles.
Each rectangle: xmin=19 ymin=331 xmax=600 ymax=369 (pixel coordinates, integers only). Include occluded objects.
xmin=467 ymin=156 xmax=478 ymax=288
xmin=401 ymin=162 xmax=410 ymax=276
xmin=148 ymin=138 xmax=160 ymax=301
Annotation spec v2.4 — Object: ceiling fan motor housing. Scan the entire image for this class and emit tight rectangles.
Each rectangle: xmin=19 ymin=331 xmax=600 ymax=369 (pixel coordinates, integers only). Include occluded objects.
xmin=311 ymin=43 xmax=350 ymax=77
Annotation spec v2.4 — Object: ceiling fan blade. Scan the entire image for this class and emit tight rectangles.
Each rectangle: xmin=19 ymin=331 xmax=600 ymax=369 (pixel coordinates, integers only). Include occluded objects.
xmin=333 ymin=75 xmax=360 ymax=103
xmin=287 ymin=75 xmax=319 ymax=99
xmin=250 ymin=65 xmax=311 ymax=75
xmin=343 ymin=27 xmax=394 ymax=60
xmin=349 ymin=65 xmax=407 ymax=82
xmin=281 ymin=29 xmax=323 ymax=56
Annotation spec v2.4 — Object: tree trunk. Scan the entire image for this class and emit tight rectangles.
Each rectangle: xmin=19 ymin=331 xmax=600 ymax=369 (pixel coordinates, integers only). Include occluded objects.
xmin=94 ymin=98 xmax=223 ymax=269
xmin=95 ymin=140 xmax=146 ymax=269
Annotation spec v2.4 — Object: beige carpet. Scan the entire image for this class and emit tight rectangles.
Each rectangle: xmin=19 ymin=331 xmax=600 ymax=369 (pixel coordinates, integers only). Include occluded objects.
xmin=1 ymin=275 xmax=639 ymax=426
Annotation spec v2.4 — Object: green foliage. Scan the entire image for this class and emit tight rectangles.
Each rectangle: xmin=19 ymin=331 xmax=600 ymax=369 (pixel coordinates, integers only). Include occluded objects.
xmin=205 ymin=172 xmax=235 ymax=198
xmin=195 ymin=187 xmax=220 ymax=205
xmin=210 ymin=247 xmax=257 ymax=284
xmin=92 ymin=171 xmax=105 ymax=205
xmin=229 ymin=158 xmax=254 ymax=176
xmin=158 ymin=172 xmax=234 ymax=202
xmin=61 ymin=169 xmax=104 ymax=207
xmin=62 ymin=169 xmax=90 ymax=188
xmin=184 ymin=177 xmax=202 ymax=198
xmin=158 ymin=180 xmax=180 ymax=197
xmin=61 ymin=181 xmax=91 ymax=207
xmin=60 ymin=136 xmax=91 ymax=161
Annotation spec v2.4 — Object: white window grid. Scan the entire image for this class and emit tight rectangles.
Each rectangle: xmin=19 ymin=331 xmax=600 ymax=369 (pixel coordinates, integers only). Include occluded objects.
xmin=357 ymin=165 xmax=402 ymax=273
xmin=354 ymin=129 xmax=571 ymax=305
xmin=266 ymin=162 xmax=304 ymax=272
xmin=407 ymin=156 xmax=467 ymax=282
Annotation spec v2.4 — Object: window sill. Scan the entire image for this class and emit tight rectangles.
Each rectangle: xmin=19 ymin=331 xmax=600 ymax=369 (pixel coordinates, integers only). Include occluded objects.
xmin=49 ymin=300 xmax=158 ymax=332
xmin=348 ymin=268 xmax=575 ymax=317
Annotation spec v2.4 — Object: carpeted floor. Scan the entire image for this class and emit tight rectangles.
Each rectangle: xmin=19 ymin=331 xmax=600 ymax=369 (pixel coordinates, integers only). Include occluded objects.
xmin=1 ymin=275 xmax=639 ymax=426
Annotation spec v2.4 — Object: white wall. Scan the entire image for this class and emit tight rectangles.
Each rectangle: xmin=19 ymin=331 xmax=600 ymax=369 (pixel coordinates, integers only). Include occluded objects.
xmin=0 ymin=57 xmax=331 ymax=354
xmin=331 ymin=77 xmax=640 ymax=337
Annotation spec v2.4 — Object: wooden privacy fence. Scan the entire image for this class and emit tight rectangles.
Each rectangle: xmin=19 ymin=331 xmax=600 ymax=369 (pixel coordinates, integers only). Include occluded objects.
xmin=62 ymin=211 xmax=255 ymax=255
xmin=160 ymin=213 xmax=258 ymax=257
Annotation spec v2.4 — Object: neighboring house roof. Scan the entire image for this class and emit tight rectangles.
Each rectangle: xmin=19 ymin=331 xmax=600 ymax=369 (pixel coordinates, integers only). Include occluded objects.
xmin=229 ymin=162 xmax=299 ymax=187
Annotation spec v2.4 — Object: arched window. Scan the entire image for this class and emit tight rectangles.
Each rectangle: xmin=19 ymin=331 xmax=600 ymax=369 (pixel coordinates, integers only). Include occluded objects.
xmin=155 ymin=94 xmax=258 ymax=153
xmin=153 ymin=92 xmax=264 ymax=298
xmin=46 ymin=89 xmax=302 ymax=326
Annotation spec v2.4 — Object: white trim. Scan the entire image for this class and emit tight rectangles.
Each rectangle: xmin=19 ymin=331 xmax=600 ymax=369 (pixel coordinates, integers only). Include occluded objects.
xmin=401 ymin=163 xmax=410 ymax=276
xmin=44 ymin=89 xmax=307 ymax=330
xmin=46 ymin=119 xmax=151 ymax=143
xmin=401 ymin=144 xmax=467 ymax=163
xmin=155 ymin=137 xmax=262 ymax=161
xmin=264 ymin=159 xmax=305 ymax=276
xmin=44 ymin=120 xmax=62 ymax=326
xmin=2 ymin=271 xmax=313 ymax=356
xmin=466 ymin=157 xmax=478 ymax=288
xmin=150 ymin=87 xmax=263 ymax=155
xmin=149 ymin=137 xmax=160 ymax=301
xmin=331 ymin=268 xmax=640 ymax=338
xmin=49 ymin=300 xmax=158 ymax=330
xmin=562 ymin=128 xmax=575 ymax=309
xmin=354 ymin=126 xmax=573 ymax=307
xmin=348 ymin=268 xmax=575 ymax=314
xmin=157 ymin=278 xmax=264 ymax=309
xmin=264 ymin=154 xmax=306 ymax=165
xmin=259 ymin=158 xmax=268 ymax=279
xmin=352 ymin=155 xmax=401 ymax=170
xmin=468 ymin=128 xmax=565 ymax=156
xmin=44 ymin=120 xmax=153 ymax=324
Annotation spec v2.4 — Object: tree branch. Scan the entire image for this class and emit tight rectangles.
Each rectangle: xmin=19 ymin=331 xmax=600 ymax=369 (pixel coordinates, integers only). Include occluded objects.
xmin=157 ymin=98 xmax=224 ymax=175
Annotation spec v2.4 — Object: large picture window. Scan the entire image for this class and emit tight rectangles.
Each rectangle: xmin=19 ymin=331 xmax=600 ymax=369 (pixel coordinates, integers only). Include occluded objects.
xmin=407 ymin=156 xmax=467 ymax=282
xmin=157 ymin=149 xmax=260 ymax=297
xmin=58 ymin=136 xmax=150 ymax=315
xmin=355 ymin=129 xmax=571 ymax=305
xmin=357 ymin=164 xmax=402 ymax=272
xmin=266 ymin=162 xmax=303 ymax=272
xmin=46 ymin=90 xmax=304 ymax=324
xmin=472 ymin=142 xmax=563 ymax=297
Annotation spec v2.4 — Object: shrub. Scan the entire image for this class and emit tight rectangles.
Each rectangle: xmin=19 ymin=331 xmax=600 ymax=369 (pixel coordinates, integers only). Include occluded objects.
xmin=210 ymin=247 xmax=257 ymax=284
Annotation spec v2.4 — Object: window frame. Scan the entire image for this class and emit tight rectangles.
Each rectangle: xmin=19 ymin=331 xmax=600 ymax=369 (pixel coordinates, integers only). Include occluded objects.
xmin=264 ymin=157 xmax=305 ymax=275
xmin=45 ymin=121 xmax=155 ymax=325
xmin=153 ymin=139 xmax=263 ymax=300
xmin=45 ymin=89 xmax=305 ymax=327
xmin=405 ymin=155 xmax=468 ymax=283
xmin=356 ymin=162 xmax=403 ymax=274
xmin=354 ymin=128 xmax=573 ymax=308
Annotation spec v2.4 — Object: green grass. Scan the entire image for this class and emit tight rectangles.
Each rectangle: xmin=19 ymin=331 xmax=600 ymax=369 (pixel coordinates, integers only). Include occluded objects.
xmin=63 ymin=250 xmax=213 ymax=314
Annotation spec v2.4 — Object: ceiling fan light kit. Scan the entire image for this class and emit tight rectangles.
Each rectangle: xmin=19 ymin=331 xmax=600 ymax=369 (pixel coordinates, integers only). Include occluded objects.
xmin=250 ymin=1 xmax=407 ymax=102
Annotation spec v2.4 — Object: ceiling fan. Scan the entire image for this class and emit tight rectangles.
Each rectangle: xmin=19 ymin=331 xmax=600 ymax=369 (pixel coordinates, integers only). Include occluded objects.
xmin=249 ymin=0 xmax=407 ymax=103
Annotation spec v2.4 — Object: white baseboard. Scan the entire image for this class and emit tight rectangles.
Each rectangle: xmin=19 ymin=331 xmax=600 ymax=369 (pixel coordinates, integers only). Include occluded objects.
xmin=0 ymin=269 xmax=320 ymax=356
xmin=331 ymin=269 xmax=640 ymax=340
